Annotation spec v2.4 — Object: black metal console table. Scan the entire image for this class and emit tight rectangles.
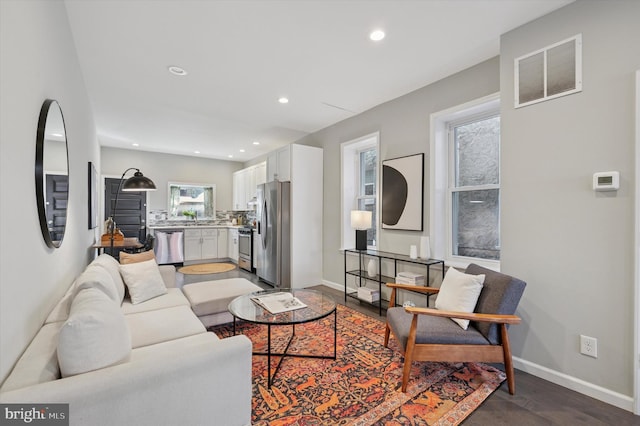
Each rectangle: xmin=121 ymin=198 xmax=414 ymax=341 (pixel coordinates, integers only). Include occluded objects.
xmin=343 ymin=249 xmax=445 ymax=315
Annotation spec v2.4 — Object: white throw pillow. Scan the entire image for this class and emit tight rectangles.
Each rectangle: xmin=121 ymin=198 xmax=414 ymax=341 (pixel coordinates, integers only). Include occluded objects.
xmin=435 ymin=267 xmax=485 ymax=330
xmin=119 ymin=259 xmax=167 ymax=305
xmin=58 ymin=288 xmax=131 ymax=377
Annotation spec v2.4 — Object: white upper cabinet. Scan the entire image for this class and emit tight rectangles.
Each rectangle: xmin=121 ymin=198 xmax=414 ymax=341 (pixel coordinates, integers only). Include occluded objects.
xmin=232 ymin=161 xmax=267 ymax=211
xmin=255 ymin=162 xmax=267 ymax=186
xmin=232 ymin=170 xmax=246 ymax=210
xmin=267 ymin=145 xmax=291 ymax=182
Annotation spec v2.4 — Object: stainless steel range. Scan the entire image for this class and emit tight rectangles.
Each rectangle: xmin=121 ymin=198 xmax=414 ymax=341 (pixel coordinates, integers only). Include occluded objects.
xmin=238 ymin=227 xmax=253 ymax=272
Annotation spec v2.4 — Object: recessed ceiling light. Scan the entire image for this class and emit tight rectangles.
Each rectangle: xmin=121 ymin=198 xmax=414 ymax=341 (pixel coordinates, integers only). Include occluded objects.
xmin=194 ymin=150 xmax=200 ymax=154
xmin=253 ymin=141 xmax=260 ymax=145
xmin=239 ymin=149 xmax=245 ymax=153
xmin=168 ymin=65 xmax=187 ymax=76
xmin=369 ymin=30 xmax=385 ymax=41
xmin=132 ymin=143 xmax=139 ymax=147
xmin=278 ymin=97 xmax=289 ymax=104
xmin=228 ymin=154 xmax=233 ymax=158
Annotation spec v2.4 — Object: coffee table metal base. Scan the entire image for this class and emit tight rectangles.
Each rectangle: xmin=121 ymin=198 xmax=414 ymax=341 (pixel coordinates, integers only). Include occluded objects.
xmin=233 ymin=308 xmax=337 ymax=388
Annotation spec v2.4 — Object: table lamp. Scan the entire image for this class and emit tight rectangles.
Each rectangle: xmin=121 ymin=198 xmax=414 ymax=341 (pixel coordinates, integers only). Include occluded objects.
xmin=351 ymin=210 xmax=372 ymax=251
xmin=109 ymin=168 xmax=156 ymax=255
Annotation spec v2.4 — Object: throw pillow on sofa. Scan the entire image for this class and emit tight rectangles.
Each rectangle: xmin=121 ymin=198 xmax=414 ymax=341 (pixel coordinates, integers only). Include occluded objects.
xmin=434 ymin=267 xmax=485 ymax=330
xmin=119 ymin=259 xmax=167 ymax=304
xmin=120 ymin=250 xmax=155 ymax=265
xmin=57 ymin=288 xmax=131 ymax=377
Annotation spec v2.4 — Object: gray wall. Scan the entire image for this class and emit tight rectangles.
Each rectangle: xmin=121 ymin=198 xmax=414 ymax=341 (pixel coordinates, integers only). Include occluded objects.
xmin=0 ymin=0 xmax=100 ymax=382
xmin=101 ymin=147 xmax=244 ymax=216
xmin=500 ymin=0 xmax=639 ymax=397
xmin=299 ymin=57 xmax=500 ymax=287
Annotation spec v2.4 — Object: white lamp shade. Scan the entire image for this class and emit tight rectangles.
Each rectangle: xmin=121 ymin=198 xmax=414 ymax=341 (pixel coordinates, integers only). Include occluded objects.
xmin=351 ymin=210 xmax=372 ymax=230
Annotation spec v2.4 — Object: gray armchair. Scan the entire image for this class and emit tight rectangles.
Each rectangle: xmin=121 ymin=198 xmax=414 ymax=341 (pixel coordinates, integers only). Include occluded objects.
xmin=384 ymin=264 xmax=526 ymax=394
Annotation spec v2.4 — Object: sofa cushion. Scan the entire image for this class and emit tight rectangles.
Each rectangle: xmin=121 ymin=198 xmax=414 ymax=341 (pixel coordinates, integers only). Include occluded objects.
xmin=90 ymin=254 xmax=126 ymax=303
xmin=125 ymin=305 xmax=206 ymax=348
xmin=44 ymin=281 xmax=75 ymax=324
xmin=57 ymin=288 xmax=132 ymax=378
xmin=182 ymin=278 xmax=262 ymax=317
xmin=121 ymin=288 xmax=190 ymax=315
xmin=119 ymin=250 xmax=156 ymax=265
xmin=0 ymin=322 xmax=63 ymax=392
xmin=435 ymin=267 xmax=485 ymax=330
xmin=73 ymin=264 xmax=122 ymax=304
xmin=119 ymin=259 xmax=167 ymax=305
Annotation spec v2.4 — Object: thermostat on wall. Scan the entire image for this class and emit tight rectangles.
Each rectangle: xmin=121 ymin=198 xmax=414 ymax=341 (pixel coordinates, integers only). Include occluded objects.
xmin=593 ymin=171 xmax=619 ymax=191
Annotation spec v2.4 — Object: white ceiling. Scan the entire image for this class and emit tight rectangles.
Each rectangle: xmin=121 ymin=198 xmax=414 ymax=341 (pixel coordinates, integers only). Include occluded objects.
xmin=64 ymin=0 xmax=572 ymax=162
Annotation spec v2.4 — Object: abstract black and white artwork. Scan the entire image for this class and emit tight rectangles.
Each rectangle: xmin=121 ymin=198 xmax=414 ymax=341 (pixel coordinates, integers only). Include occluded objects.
xmin=382 ymin=153 xmax=424 ymax=231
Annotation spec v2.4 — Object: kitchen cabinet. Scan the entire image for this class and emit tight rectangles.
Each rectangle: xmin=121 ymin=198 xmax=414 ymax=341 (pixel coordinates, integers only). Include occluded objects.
xmin=184 ymin=228 xmax=217 ymax=262
xmin=217 ymin=228 xmax=228 ymax=258
xmin=267 ymin=145 xmax=291 ymax=182
xmin=229 ymin=228 xmax=239 ymax=262
xmin=255 ymin=162 xmax=267 ymax=186
xmin=232 ymin=170 xmax=246 ymax=210
xmin=232 ymin=161 xmax=266 ymax=210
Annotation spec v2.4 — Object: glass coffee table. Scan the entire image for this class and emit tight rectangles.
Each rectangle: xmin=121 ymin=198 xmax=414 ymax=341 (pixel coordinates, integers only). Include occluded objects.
xmin=228 ymin=288 xmax=337 ymax=387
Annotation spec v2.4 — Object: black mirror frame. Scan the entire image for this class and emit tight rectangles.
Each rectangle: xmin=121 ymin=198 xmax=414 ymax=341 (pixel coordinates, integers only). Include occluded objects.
xmin=35 ymin=99 xmax=69 ymax=248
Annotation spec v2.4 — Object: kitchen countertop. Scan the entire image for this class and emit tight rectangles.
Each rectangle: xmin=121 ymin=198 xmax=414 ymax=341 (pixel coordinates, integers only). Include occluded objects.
xmin=149 ymin=224 xmax=245 ymax=230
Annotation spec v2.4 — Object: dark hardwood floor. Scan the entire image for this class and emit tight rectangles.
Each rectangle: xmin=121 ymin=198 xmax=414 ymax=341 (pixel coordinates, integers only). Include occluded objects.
xmin=177 ymin=267 xmax=639 ymax=425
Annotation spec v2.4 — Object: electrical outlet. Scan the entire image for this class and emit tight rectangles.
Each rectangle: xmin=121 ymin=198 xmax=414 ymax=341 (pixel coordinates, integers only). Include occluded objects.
xmin=580 ymin=335 xmax=598 ymax=358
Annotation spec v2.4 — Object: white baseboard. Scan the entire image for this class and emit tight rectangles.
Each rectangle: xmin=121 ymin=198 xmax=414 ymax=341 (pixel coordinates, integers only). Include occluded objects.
xmin=321 ymin=279 xmax=635 ymax=413
xmin=322 ymin=279 xmax=347 ymax=292
xmin=513 ymin=356 xmax=634 ymax=412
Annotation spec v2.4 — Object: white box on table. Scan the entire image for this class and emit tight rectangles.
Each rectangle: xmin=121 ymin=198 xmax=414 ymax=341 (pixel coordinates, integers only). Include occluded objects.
xmin=357 ymin=287 xmax=380 ymax=302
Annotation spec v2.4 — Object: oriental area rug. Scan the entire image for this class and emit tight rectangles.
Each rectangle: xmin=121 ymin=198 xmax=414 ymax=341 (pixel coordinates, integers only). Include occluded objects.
xmin=178 ymin=262 xmax=235 ymax=275
xmin=210 ymin=304 xmax=505 ymax=425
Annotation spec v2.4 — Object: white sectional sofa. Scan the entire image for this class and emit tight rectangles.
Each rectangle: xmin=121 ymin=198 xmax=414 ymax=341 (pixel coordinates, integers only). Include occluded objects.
xmin=0 ymin=254 xmax=252 ymax=426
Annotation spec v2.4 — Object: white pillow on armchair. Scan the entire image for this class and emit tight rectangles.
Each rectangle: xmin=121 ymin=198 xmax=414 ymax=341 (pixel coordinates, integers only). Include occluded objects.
xmin=435 ymin=267 xmax=485 ymax=330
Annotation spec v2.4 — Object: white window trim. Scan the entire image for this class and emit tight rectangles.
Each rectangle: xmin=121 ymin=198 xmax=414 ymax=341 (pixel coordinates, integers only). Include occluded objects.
xmin=430 ymin=93 xmax=500 ymax=270
xmin=340 ymin=132 xmax=380 ymax=250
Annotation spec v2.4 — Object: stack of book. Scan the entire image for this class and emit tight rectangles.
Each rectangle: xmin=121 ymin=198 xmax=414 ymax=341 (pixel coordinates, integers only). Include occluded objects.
xmin=395 ymin=271 xmax=425 ymax=286
xmin=357 ymin=287 xmax=380 ymax=303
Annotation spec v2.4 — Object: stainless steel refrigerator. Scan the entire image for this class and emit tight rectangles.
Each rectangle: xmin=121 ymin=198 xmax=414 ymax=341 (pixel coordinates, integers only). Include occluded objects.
xmin=256 ymin=181 xmax=290 ymax=288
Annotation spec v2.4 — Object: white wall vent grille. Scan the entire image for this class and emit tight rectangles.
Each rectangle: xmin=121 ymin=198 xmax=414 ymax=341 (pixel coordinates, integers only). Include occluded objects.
xmin=514 ymin=34 xmax=582 ymax=108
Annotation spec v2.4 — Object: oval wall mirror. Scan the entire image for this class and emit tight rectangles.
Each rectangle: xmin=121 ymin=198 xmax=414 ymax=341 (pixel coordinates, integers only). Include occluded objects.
xmin=35 ymin=99 xmax=69 ymax=248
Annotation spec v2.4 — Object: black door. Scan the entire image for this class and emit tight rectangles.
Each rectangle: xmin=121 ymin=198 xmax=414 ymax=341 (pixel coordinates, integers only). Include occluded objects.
xmin=45 ymin=174 xmax=68 ymax=243
xmin=104 ymin=177 xmax=148 ymax=241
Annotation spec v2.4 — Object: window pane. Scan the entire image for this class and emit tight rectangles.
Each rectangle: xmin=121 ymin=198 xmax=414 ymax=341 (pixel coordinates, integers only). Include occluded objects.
xmin=454 ymin=116 xmax=500 ymax=187
xmin=358 ymin=198 xmax=376 ymax=247
xmin=452 ymin=189 xmax=500 ymax=260
xmin=360 ymin=149 xmax=377 ymax=196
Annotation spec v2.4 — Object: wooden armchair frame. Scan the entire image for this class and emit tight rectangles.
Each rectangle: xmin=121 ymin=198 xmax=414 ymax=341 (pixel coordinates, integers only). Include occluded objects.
xmin=383 ymin=282 xmax=522 ymax=394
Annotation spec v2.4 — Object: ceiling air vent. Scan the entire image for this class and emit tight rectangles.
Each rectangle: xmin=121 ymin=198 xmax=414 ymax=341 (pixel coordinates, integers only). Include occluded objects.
xmin=514 ymin=34 xmax=582 ymax=108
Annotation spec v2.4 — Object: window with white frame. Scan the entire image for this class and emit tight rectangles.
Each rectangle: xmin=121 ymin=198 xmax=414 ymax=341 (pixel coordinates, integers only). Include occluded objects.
xmin=342 ymin=133 xmax=379 ymax=249
xmin=357 ymin=148 xmax=377 ymax=246
xmin=430 ymin=94 xmax=500 ymax=269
